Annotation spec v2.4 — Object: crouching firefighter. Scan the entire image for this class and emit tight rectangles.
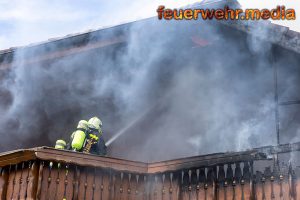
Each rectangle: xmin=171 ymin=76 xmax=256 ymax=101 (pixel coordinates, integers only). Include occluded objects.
xmin=54 ymin=116 xmax=107 ymax=156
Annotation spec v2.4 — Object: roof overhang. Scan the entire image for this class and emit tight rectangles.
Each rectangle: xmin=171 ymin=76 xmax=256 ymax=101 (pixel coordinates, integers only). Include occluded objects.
xmin=1 ymin=142 xmax=299 ymax=174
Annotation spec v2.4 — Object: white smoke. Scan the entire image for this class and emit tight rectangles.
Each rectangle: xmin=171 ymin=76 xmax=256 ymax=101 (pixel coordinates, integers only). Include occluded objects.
xmin=0 ymin=1 xmax=299 ymax=162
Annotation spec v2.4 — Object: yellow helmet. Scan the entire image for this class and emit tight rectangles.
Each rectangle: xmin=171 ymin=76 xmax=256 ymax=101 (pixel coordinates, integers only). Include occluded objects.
xmin=55 ymin=139 xmax=66 ymax=150
xmin=77 ymin=120 xmax=88 ymax=130
xmin=88 ymin=117 xmax=102 ymax=130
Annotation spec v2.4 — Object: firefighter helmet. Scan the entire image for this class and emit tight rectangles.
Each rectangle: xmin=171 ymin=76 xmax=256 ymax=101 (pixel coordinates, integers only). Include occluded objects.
xmin=77 ymin=120 xmax=89 ymax=130
xmin=55 ymin=139 xmax=66 ymax=150
xmin=88 ymin=117 xmax=102 ymax=130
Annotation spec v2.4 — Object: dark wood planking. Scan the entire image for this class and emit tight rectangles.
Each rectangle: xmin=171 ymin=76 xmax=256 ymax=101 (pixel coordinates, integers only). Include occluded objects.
xmin=281 ymin=179 xmax=291 ymax=200
xmin=273 ymin=179 xmax=280 ymax=199
xmin=0 ymin=168 xmax=8 ymax=200
xmin=218 ymin=185 xmax=225 ymax=200
xmin=19 ymin=163 xmax=30 ymax=199
xmin=6 ymin=165 xmax=16 ymax=200
xmin=29 ymin=167 xmax=300 ymax=200
xmin=171 ymin=173 xmax=180 ymax=200
xmin=242 ymin=182 xmax=251 ymax=200
xmin=64 ymin=166 xmax=75 ymax=200
xmin=101 ymin=170 xmax=110 ymax=200
xmin=264 ymin=179 xmax=272 ymax=200
xmin=113 ymin=172 xmax=123 ymax=200
xmin=73 ymin=166 xmax=81 ymax=200
xmin=255 ymin=181 xmax=264 ymax=200
xmin=132 ymin=174 xmax=143 ymax=200
xmin=162 ymin=173 xmax=172 ymax=200
xmin=224 ymin=184 xmax=234 ymax=200
xmin=148 ymin=151 xmax=260 ymax=174
xmin=93 ymin=169 xmax=103 ymax=200
xmin=1 ymin=164 xmax=297 ymax=200
xmin=1 ymin=147 xmax=300 ymax=199
xmin=85 ymin=167 xmax=96 ymax=200
xmin=56 ymin=164 xmax=68 ymax=200
xmin=206 ymin=183 xmax=215 ymax=200
xmin=126 ymin=173 xmax=134 ymax=200
xmin=180 ymin=184 xmax=188 ymax=200
xmin=35 ymin=148 xmax=148 ymax=174
xmin=40 ymin=164 xmax=50 ymax=200
xmin=296 ymin=178 xmax=300 ymax=200
xmin=0 ymin=150 xmax=36 ymax=167
xmin=271 ymin=175 xmax=290 ymax=200
xmin=0 ymin=148 xmax=146 ymax=174
xmin=141 ymin=175 xmax=147 ymax=200
xmin=129 ymin=173 xmax=139 ymax=200
xmin=234 ymin=183 xmax=243 ymax=200
xmin=149 ymin=175 xmax=160 ymax=200
xmin=12 ymin=166 xmax=22 ymax=200
xmin=26 ymin=162 xmax=39 ymax=200
xmin=199 ymin=185 xmax=207 ymax=200
xmin=77 ymin=167 xmax=87 ymax=200
xmin=46 ymin=166 xmax=59 ymax=200
xmin=1 ymin=143 xmax=299 ymax=174
xmin=111 ymin=172 xmax=117 ymax=200
xmin=107 ymin=171 xmax=114 ymax=200
xmin=35 ymin=162 xmax=44 ymax=200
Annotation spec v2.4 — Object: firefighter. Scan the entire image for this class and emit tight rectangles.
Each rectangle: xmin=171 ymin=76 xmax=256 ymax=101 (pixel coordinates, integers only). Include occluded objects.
xmin=54 ymin=117 xmax=107 ymax=156
xmin=86 ymin=116 xmax=107 ymax=156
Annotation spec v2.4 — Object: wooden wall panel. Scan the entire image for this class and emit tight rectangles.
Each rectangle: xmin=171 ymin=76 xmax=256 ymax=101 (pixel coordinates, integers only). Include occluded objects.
xmin=77 ymin=167 xmax=87 ymax=200
xmin=0 ymin=168 xmax=8 ymax=200
xmin=281 ymin=178 xmax=291 ymax=200
xmin=296 ymin=176 xmax=300 ymax=200
xmin=242 ymin=182 xmax=251 ymax=200
xmin=40 ymin=163 xmax=51 ymax=200
xmin=93 ymin=169 xmax=103 ymax=200
xmin=26 ymin=162 xmax=39 ymax=200
xmin=6 ymin=165 xmax=16 ymax=200
xmin=47 ymin=166 xmax=59 ymax=199
xmin=160 ymin=173 xmax=173 ymax=200
xmin=11 ymin=167 xmax=22 ymax=200
xmin=64 ymin=166 xmax=75 ymax=200
xmin=101 ymin=170 xmax=111 ymax=200
xmin=85 ymin=168 xmax=95 ymax=200
xmin=1 ymin=158 xmax=300 ymax=200
xmin=19 ymin=164 xmax=30 ymax=199
xmin=264 ymin=179 xmax=272 ymax=200
xmin=112 ymin=172 xmax=121 ymax=200
xmin=55 ymin=165 xmax=69 ymax=200
xmin=218 ymin=185 xmax=225 ymax=200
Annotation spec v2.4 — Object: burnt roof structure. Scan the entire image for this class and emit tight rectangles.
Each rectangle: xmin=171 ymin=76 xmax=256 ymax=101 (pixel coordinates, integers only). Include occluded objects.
xmin=0 ymin=0 xmax=299 ymax=60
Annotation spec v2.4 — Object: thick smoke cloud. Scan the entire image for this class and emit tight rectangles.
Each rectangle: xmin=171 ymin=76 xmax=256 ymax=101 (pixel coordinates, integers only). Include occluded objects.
xmin=0 ymin=17 xmax=299 ymax=162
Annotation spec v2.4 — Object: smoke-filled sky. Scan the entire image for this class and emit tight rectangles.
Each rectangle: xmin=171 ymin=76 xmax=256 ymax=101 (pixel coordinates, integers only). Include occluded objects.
xmin=0 ymin=0 xmax=299 ymax=49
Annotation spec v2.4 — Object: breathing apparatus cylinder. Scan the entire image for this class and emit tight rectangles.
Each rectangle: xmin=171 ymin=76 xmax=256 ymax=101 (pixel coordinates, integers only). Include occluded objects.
xmin=71 ymin=120 xmax=88 ymax=151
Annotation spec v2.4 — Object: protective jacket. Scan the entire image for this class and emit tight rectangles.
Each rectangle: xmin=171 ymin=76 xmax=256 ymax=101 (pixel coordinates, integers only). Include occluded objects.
xmin=89 ymin=136 xmax=107 ymax=155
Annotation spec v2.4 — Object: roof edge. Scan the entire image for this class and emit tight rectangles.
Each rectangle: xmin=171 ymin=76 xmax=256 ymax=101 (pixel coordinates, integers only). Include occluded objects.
xmin=1 ymin=142 xmax=299 ymax=173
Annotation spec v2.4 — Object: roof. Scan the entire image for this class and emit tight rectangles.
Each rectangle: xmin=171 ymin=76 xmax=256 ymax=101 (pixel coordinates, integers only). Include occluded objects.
xmin=0 ymin=142 xmax=299 ymax=174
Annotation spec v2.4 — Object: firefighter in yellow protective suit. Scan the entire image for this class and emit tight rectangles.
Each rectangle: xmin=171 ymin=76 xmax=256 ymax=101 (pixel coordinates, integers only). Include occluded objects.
xmin=55 ymin=117 xmax=107 ymax=156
